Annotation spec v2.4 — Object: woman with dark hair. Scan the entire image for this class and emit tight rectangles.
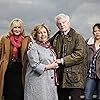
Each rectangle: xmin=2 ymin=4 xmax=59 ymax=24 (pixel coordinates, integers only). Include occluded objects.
xmin=0 ymin=18 xmax=31 ymax=100
xmin=85 ymin=23 xmax=100 ymax=100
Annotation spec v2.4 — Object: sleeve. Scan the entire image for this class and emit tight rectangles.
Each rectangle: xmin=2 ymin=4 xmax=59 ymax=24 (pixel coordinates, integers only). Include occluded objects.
xmin=0 ymin=40 xmax=2 ymax=59
xmin=64 ymin=34 xmax=87 ymax=66
xmin=0 ymin=37 xmax=5 ymax=60
xmin=27 ymin=44 xmax=46 ymax=75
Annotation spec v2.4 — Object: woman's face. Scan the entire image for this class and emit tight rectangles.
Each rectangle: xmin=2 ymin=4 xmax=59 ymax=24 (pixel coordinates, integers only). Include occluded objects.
xmin=36 ymin=27 xmax=48 ymax=43
xmin=12 ymin=22 xmax=22 ymax=35
xmin=93 ymin=26 xmax=100 ymax=40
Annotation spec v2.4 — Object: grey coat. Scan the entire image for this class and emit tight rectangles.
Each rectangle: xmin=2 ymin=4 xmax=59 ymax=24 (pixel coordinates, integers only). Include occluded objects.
xmin=24 ymin=41 xmax=58 ymax=100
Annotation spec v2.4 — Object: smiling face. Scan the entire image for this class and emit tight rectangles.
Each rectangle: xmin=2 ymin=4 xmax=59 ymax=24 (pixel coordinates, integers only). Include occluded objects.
xmin=9 ymin=18 xmax=24 ymax=35
xmin=12 ymin=22 xmax=22 ymax=35
xmin=36 ymin=27 xmax=48 ymax=43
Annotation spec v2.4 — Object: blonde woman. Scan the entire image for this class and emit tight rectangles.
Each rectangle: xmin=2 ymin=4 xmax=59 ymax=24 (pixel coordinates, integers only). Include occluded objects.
xmin=0 ymin=18 xmax=31 ymax=100
xmin=24 ymin=24 xmax=58 ymax=100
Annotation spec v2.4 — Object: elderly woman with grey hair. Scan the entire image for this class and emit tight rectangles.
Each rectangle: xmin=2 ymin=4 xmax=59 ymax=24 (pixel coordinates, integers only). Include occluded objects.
xmin=24 ymin=23 xmax=59 ymax=100
xmin=0 ymin=18 xmax=31 ymax=100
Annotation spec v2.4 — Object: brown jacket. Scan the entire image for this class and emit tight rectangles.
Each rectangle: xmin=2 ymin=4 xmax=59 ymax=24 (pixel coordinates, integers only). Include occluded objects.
xmin=87 ymin=37 xmax=100 ymax=79
xmin=50 ymin=28 xmax=87 ymax=89
xmin=0 ymin=35 xmax=31 ymax=100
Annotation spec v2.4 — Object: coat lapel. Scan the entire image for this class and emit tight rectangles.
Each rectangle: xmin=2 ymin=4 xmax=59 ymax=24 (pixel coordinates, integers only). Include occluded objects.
xmin=5 ymin=37 xmax=11 ymax=59
xmin=21 ymin=37 xmax=28 ymax=61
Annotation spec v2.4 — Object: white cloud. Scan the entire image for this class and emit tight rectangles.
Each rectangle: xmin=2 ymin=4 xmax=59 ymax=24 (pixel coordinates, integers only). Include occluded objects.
xmin=16 ymin=0 xmax=33 ymax=5
xmin=0 ymin=0 xmax=100 ymax=39
xmin=70 ymin=2 xmax=100 ymax=38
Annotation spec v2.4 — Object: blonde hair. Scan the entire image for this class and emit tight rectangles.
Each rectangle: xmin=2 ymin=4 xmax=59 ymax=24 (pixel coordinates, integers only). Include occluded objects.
xmin=55 ymin=13 xmax=70 ymax=24
xmin=9 ymin=18 xmax=25 ymax=35
xmin=31 ymin=23 xmax=51 ymax=39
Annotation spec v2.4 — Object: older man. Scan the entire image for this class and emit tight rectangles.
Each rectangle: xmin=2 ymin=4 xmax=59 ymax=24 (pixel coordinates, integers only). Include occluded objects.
xmin=50 ymin=13 xmax=87 ymax=100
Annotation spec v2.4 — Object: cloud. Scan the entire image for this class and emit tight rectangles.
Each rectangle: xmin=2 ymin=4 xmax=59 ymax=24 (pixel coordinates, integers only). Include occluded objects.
xmin=71 ymin=1 xmax=100 ymax=38
xmin=0 ymin=0 xmax=100 ymax=39
xmin=16 ymin=0 xmax=32 ymax=5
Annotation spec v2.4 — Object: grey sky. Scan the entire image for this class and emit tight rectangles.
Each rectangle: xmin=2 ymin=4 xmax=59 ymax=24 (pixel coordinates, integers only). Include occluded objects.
xmin=0 ymin=0 xmax=100 ymax=39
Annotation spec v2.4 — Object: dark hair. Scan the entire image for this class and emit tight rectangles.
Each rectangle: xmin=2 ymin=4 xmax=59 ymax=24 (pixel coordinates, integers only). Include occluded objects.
xmin=93 ymin=23 xmax=100 ymax=32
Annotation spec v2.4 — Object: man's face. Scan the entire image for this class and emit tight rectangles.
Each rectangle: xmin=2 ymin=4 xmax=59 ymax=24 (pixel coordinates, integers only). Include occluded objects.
xmin=56 ymin=18 xmax=70 ymax=32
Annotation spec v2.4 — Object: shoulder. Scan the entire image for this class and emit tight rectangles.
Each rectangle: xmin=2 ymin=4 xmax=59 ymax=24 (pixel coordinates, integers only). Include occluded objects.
xmin=23 ymin=32 xmax=31 ymax=39
xmin=31 ymin=41 xmax=38 ymax=47
xmin=74 ymin=31 xmax=82 ymax=37
xmin=69 ymin=28 xmax=83 ymax=39
xmin=74 ymin=32 xmax=85 ymax=41
xmin=23 ymin=34 xmax=31 ymax=43
xmin=86 ymin=37 xmax=94 ymax=45
xmin=23 ymin=33 xmax=31 ymax=39
xmin=70 ymin=31 xmax=86 ymax=45
xmin=0 ymin=35 xmax=9 ymax=42
xmin=28 ymin=41 xmax=39 ymax=50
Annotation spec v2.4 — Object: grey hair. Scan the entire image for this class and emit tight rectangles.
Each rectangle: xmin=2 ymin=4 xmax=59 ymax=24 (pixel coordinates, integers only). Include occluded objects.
xmin=55 ymin=13 xmax=70 ymax=24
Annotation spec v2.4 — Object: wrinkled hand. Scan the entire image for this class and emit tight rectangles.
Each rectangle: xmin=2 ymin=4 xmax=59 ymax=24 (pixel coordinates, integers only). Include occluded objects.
xmin=56 ymin=59 xmax=62 ymax=64
xmin=45 ymin=62 xmax=59 ymax=70
xmin=52 ymin=62 xmax=59 ymax=69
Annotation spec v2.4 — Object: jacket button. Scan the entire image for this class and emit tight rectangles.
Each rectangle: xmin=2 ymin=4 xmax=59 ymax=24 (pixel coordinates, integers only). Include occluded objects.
xmin=51 ymin=77 xmax=53 ymax=79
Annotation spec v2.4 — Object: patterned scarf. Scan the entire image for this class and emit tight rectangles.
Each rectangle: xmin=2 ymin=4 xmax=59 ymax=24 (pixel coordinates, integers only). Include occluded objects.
xmin=10 ymin=34 xmax=23 ymax=59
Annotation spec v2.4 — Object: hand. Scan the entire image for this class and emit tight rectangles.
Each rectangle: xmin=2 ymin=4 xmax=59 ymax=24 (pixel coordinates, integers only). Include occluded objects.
xmin=45 ymin=62 xmax=59 ymax=70
xmin=56 ymin=59 xmax=62 ymax=64
xmin=51 ymin=62 xmax=59 ymax=69
xmin=28 ymin=42 xmax=32 ymax=50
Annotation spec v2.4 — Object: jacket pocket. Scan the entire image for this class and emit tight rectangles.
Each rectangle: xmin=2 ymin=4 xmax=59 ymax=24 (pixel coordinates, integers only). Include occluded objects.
xmin=65 ymin=69 xmax=81 ymax=83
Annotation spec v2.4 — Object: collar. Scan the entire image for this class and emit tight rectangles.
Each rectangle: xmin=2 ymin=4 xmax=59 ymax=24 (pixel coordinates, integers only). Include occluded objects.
xmin=61 ymin=28 xmax=70 ymax=35
xmin=87 ymin=37 xmax=94 ymax=45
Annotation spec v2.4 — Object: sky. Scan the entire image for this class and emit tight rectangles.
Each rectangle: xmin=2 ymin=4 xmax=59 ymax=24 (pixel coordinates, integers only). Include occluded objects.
xmin=0 ymin=0 xmax=100 ymax=39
